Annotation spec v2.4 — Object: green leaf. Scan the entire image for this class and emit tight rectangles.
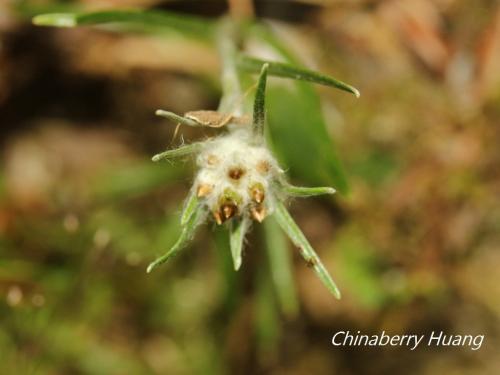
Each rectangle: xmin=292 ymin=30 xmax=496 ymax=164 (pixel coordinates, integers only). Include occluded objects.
xmin=33 ymin=10 xmax=214 ymax=40
xmin=273 ymin=202 xmax=341 ymax=299
xmin=32 ymin=13 xmax=76 ymax=27
xmin=279 ymin=183 xmax=336 ymax=197
xmin=252 ymin=63 xmax=269 ymax=136
xmin=147 ymin=206 xmax=206 ymax=273
xmin=238 ymin=55 xmax=359 ymax=98
xmin=267 ymin=82 xmax=349 ymax=194
xmin=263 ymin=216 xmax=299 ymax=317
xmin=180 ymin=188 xmax=199 ymax=226
xmin=156 ymin=110 xmax=199 ymax=128
xmin=152 ymin=142 xmax=202 ymax=162
xmin=249 ymin=26 xmax=350 ymax=194
xmin=229 ymin=217 xmax=250 ymax=271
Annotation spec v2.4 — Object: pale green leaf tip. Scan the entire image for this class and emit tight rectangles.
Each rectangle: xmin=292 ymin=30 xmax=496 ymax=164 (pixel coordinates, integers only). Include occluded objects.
xmin=146 ymin=263 xmax=155 ymax=273
xmin=334 ymin=289 xmax=341 ymax=300
xmin=234 ymin=260 xmax=242 ymax=271
xmin=33 ymin=13 xmax=76 ymax=27
xmin=353 ymin=88 xmax=361 ymax=98
xmin=325 ymin=277 xmax=341 ymax=299
xmin=155 ymin=109 xmax=188 ymax=123
xmin=233 ymin=245 xmax=243 ymax=270
xmin=151 ymin=154 xmax=161 ymax=162
xmin=322 ymin=271 xmax=341 ymax=299
xmin=155 ymin=109 xmax=182 ymax=120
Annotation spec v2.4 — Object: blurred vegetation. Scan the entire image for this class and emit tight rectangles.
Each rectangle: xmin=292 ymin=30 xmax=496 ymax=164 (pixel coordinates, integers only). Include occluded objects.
xmin=1 ymin=0 xmax=500 ymax=374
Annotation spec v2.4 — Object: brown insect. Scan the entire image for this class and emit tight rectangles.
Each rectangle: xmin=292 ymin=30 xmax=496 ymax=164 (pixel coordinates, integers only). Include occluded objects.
xmin=184 ymin=110 xmax=250 ymax=128
xmin=158 ymin=82 xmax=257 ymax=140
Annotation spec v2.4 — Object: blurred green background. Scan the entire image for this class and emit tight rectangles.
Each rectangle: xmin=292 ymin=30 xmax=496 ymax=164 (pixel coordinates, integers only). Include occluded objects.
xmin=1 ymin=1 xmax=499 ymax=374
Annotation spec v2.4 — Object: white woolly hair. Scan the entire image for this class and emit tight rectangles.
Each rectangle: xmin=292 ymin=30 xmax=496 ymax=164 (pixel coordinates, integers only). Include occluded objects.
xmin=194 ymin=128 xmax=282 ymax=216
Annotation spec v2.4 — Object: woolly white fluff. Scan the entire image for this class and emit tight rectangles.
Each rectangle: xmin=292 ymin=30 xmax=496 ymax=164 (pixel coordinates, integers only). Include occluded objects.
xmin=194 ymin=129 xmax=282 ymax=217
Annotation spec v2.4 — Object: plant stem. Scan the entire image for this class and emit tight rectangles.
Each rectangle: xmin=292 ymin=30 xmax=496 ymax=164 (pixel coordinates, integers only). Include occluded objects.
xmin=227 ymin=0 xmax=254 ymax=20
xmin=216 ymin=18 xmax=243 ymax=115
xmin=252 ymin=63 xmax=269 ymax=137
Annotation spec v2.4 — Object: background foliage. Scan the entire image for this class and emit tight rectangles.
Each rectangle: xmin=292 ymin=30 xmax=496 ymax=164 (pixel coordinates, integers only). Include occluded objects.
xmin=1 ymin=1 xmax=500 ymax=374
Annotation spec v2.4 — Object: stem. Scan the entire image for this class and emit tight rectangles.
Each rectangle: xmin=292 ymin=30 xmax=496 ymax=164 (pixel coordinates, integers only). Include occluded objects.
xmin=216 ymin=18 xmax=243 ymax=115
xmin=227 ymin=0 xmax=254 ymax=20
xmin=253 ymin=63 xmax=269 ymax=137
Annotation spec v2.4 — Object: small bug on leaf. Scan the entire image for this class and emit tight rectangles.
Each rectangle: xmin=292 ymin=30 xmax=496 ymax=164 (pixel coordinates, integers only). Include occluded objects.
xmin=184 ymin=110 xmax=250 ymax=128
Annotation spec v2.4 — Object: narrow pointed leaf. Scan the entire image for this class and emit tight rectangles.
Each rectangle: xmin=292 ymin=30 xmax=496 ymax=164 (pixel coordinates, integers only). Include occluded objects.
xmin=229 ymin=217 xmax=250 ymax=271
xmin=280 ymin=183 xmax=336 ymax=197
xmin=267 ymin=82 xmax=349 ymax=193
xmin=33 ymin=10 xmax=214 ymax=40
xmin=152 ymin=143 xmax=202 ymax=162
xmin=156 ymin=110 xmax=199 ymax=127
xmin=274 ymin=202 xmax=341 ymax=299
xmin=147 ymin=206 xmax=206 ymax=273
xmin=253 ymin=63 xmax=269 ymax=135
xmin=247 ymin=26 xmax=349 ymax=194
xmin=238 ymin=55 xmax=359 ymax=98
xmin=180 ymin=188 xmax=199 ymax=226
xmin=263 ymin=216 xmax=299 ymax=317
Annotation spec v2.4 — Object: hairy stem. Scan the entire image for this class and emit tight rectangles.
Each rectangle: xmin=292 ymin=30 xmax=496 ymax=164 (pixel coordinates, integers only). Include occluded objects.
xmin=216 ymin=18 xmax=243 ymax=115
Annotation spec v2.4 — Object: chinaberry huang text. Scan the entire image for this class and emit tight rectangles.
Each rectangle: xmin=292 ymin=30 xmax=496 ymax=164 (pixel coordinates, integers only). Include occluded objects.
xmin=331 ymin=331 xmax=484 ymax=351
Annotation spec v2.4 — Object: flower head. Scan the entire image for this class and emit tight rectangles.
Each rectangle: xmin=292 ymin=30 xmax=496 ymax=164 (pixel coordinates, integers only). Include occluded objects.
xmin=195 ymin=129 xmax=280 ymax=224
xmin=148 ymin=64 xmax=341 ymax=299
